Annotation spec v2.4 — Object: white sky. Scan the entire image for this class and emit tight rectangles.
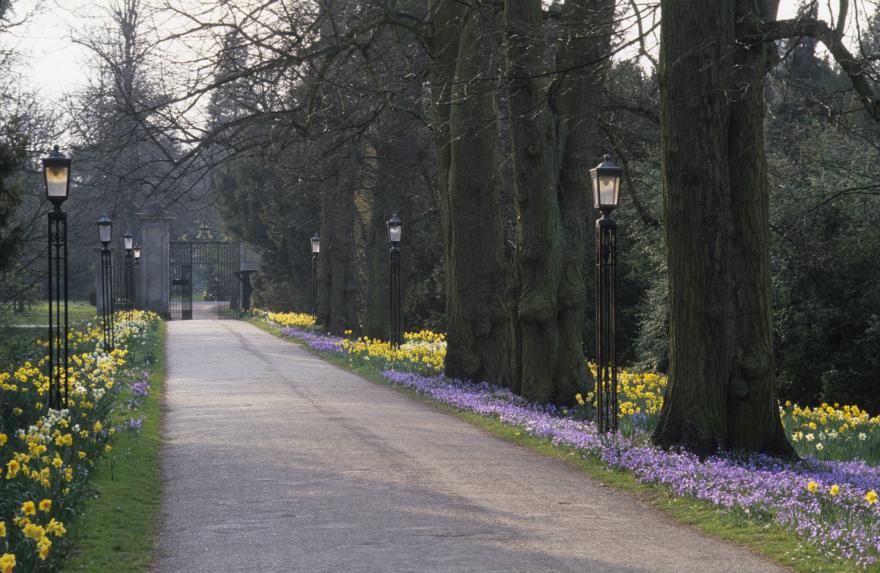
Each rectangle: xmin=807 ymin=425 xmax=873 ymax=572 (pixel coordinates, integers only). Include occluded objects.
xmin=0 ymin=0 xmax=858 ymax=106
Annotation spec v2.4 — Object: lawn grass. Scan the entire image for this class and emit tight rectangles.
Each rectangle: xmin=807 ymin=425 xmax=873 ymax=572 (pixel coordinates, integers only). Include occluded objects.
xmin=61 ymin=320 xmax=167 ymax=573
xmin=2 ymin=301 xmax=97 ymax=326
xmin=1 ymin=303 xmax=98 ymax=368
xmin=247 ymin=317 xmax=868 ymax=573
xmin=0 ymin=326 xmax=42 ymax=369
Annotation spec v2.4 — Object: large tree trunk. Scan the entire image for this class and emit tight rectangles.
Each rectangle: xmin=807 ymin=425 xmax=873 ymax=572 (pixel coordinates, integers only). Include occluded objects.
xmin=430 ymin=1 xmax=517 ymax=387
xmin=506 ymin=0 xmax=564 ymax=403
xmin=504 ymin=0 xmax=610 ymax=404
xmin=726 ymin=0 xmax=792 ymax=454
xmin=652 ymin=0 xmax=794 ymax=457
xmin=362 ymin=18 xmax=425 ymax=340
xmin=363 ymin=126 xmax=405 ymax=339
xmin=552 ymin=0 xmax=613 ymax=403
xmin=318 ymin=156 xmax=359 ymax=334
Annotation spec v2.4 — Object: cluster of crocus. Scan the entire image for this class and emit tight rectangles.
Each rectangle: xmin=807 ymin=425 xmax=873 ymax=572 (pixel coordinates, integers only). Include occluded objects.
xmin=380 ymin=370 xmax=880 ymax=569
xmin=0 ymin=310 xmax=159 ymax=572
xmin=279 ymin=327 xmax=346 ymax=353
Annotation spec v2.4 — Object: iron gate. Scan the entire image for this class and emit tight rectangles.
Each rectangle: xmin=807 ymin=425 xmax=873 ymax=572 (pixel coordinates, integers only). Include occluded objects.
xmin=169 ymin=241 xmax=241 ymax=320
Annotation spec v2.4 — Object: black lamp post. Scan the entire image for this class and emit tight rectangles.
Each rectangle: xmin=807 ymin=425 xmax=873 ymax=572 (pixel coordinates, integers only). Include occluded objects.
xmin=123 ymin=231 xmax=133 ymax=320
xmin=98 ymin=215 xmax=114 ymax=350
xmin=310 ymin=233 xmax=320 ymax=317
xmin=44 ymin=145 xmax=72 ymax=410
xmin=133 ymin=243 xmax=141 ymax=310
xmin=387 ymin=213 xmax=403 ymax=347
xmin=591 ymin=154 xmax=623 ymax=434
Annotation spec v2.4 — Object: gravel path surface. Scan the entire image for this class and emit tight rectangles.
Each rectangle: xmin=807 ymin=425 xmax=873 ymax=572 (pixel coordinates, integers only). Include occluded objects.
xmin=153 ymin=320 xmax=787 ymax=573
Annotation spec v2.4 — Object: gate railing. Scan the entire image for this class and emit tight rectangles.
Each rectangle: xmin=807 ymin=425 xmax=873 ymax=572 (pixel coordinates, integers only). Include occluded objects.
xmin=169 ymin=241 xmax=241 ymax=320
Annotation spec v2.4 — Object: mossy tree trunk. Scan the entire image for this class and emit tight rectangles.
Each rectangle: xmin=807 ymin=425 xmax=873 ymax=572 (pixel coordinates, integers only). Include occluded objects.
xmin=503 ymin=0 xmax=612 ymax=404
xmin=363 ymin=119 xmax=409 ymax=340
xmin=430 ymin=0 xmax=517 ymax=387
xmin=363 ymin=160 xmax=396 ymax=339
xmin=362 ymin=14 xmax=425 ymax=340
xmin=652 ymin=0 xmax=794 ymax=457
xmin=318 ymin=156 xmax=360 ymax=334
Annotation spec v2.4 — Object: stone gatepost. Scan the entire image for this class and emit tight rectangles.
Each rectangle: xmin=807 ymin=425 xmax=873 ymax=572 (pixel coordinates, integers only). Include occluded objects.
xmin=239 ymin=243 xmax=263 ymax=311
xmin=137 ymin=209 xmax=174 ymax=317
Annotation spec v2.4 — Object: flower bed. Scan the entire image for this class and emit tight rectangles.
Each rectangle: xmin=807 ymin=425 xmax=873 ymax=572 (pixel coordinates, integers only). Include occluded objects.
xmin=255 ymin=308 xmax=316 ymax=329
xmin=272 ymin=321 xmax=880 ymax=569
xmin=0 ymin=310 xmax=160 ymax=572
xmin=263 ymin=309 xmax=880 ymax=463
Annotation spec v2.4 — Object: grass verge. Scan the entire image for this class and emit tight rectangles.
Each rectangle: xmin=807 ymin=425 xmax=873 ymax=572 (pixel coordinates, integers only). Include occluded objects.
xmin=61 ymin=320 xmax=167 ymax=573
xmin=0 ymin=327 xmax=41 ymax=370
xmin=2 ymin=302 xmax=97 ymax=326
xmin=247 ymin=317 xmax=867 ymax=573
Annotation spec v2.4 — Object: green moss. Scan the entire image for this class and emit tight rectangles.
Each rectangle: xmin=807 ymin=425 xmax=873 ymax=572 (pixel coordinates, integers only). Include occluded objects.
xmin=62 ymin=321 xmax=167 ymax=573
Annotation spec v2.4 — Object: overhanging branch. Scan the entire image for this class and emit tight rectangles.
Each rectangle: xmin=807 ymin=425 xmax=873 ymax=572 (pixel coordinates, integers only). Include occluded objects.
xmin=738 ymin=14 xmax=880 ymax=123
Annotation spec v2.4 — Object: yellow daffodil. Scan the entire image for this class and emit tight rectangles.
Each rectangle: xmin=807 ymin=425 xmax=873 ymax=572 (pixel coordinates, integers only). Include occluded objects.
xmin=38 ymin=535 xmax=52 ymax=560
xmin=0 ymin=553 xmax=16 ymax=573
xmin=5 ymin=459 xmax=20 ymax=479
xmin=22 ymin=523 xmax=45 ymax=540
xmin=46 ymin=519 xmax=67 ymax=537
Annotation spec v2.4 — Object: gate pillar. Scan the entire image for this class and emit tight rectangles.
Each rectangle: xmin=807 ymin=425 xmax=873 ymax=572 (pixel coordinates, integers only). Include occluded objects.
xmin=239 ymin=243 xmax=262 ymax=312
xmin=137 ymin=208 xmax=174 ymax=317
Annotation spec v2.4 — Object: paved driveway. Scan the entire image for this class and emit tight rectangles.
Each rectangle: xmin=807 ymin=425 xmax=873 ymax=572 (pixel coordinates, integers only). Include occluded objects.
xmin=153 ymin=320 xmax=786 ymax=573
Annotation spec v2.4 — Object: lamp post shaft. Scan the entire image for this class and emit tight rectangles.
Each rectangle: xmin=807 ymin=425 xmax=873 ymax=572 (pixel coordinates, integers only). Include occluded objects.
xmin=389 ymin=245 xmax=402 ymax=347
xmin=100 ymin=247 xmax=114 ymax=350
xmin=47 ymin=207 xmax=69 ymax=410
xmin=311 ymin=253 xmax=318 ymax=317
xmin=596 ymin=214 xmax=618 ymax=433
xmin=134 ymin=259 xmax=140 ymax=310
xmin=125 ymin=251 xmax=133 ymax=319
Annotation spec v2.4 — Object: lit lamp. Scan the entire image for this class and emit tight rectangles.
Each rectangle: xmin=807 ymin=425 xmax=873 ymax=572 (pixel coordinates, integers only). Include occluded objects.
xmin=590 ymin=154 xmax=622 ymax=214
xmin=43 ymin=145 xmax=71 ymax=207
xmin=43 ymin=145 xmax=72 ymax=410
xmin=591 ymin=154 xmax=623 ymax=434
xmin=387 ymin=213 xmax=402 ymax=245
